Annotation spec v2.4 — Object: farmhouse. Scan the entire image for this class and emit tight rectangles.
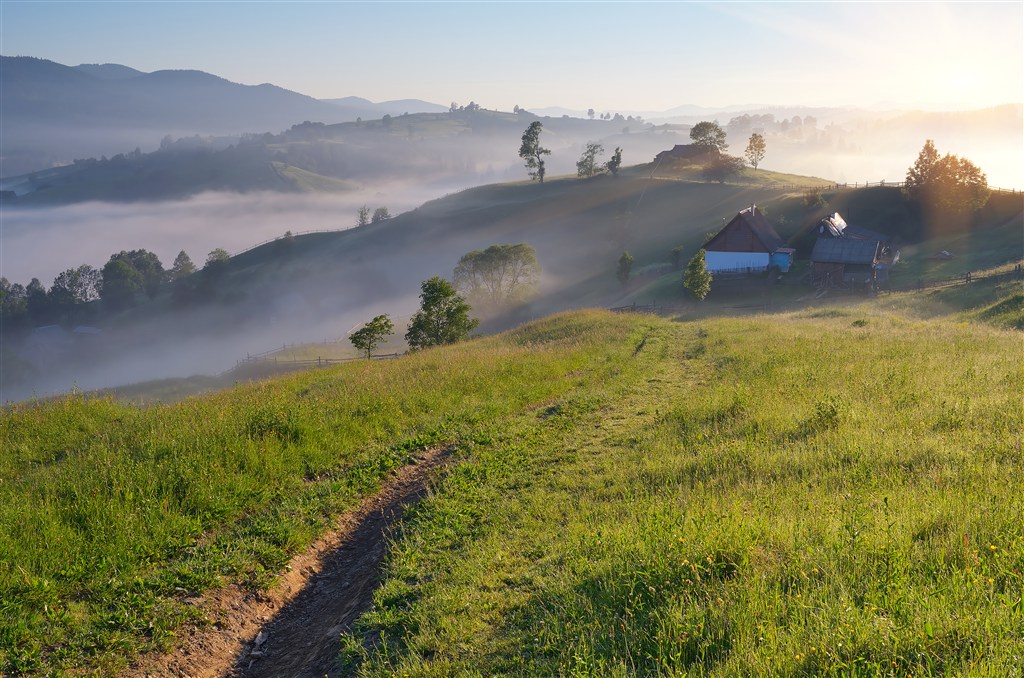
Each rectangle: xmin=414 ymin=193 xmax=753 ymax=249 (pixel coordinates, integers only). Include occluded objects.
xmin=703 ymin=205 xmax=794 ymax=275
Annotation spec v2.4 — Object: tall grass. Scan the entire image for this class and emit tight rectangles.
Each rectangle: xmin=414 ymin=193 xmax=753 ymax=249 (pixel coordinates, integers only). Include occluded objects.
xmin=0 ymin=310 xmax=641 ymax=673
xmin=344 ymin=307 xmax=1024 ymax=676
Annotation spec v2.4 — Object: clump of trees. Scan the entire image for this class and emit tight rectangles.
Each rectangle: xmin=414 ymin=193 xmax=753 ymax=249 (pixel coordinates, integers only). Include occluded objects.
xmin=702 ymin=155 xmax=746 ymax=183
xmin=406 ymin=277 xmax=478 ymax=350
xmin=453 ymin=243 xmax=539 ymax=309
xmin=519 ymin=121 xmax=551 ymax=183
xmin=904 ymin=139 xmax=990 ymax=232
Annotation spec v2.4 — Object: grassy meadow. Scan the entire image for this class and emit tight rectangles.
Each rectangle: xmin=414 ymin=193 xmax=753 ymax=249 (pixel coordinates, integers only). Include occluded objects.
xmin=2 ymin=301 xmax=1023 ymax=674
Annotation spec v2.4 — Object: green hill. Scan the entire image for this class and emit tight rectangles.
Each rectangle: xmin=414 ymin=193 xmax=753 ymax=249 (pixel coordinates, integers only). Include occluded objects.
xmin=3 ymin=166 xmax=1021 ymax=402
xmin=2 ymin=303 xmax=1022 ymax=674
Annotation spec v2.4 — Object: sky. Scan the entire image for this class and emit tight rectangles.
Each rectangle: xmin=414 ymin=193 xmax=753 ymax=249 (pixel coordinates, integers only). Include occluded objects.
xmin=1 ymin=1 xmax=1021 ymax=113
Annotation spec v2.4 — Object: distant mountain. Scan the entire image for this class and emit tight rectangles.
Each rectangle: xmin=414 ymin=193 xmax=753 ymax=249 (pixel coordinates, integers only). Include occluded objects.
xmin=321 ymin=96 xmax=448 ymax=119
xmin=74 ymin=63 xmax=145 ymax=80
xmin=0 ymin=56 xmax=353 ymax=176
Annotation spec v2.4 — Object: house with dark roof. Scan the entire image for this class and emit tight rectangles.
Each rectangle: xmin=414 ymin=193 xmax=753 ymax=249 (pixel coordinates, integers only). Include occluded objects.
xmin=810 ymin=212 xmax=899 ymax=291
xmin=703 ymin=205 xmax=794 ymax=275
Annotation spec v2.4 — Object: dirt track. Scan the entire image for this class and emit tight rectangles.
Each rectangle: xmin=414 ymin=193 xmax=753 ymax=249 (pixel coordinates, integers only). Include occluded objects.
xmin=133 ymin=447 xmax=449 ymax=677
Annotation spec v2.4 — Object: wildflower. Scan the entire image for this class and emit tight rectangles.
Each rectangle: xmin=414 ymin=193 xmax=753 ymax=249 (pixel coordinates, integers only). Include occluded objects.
xmin=989 ymin=545 xmax=997 ymax=551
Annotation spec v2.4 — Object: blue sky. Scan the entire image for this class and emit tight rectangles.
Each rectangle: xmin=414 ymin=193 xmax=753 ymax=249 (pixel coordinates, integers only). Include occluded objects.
xmin=1 ymin=1 xmax=1021 ymax=111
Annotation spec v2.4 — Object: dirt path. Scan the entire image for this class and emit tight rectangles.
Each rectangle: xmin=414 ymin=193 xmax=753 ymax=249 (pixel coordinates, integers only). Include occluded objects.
xmin=133 ymin=447 xmax=450 ymax=678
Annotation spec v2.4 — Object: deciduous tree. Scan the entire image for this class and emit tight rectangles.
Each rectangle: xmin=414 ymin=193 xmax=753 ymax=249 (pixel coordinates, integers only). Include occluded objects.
xmin=745 ymin=132 xmax=766 ymax=170
xmin=689 ymin=121 xmax=728 ymax=153
xmin=683 ymin=249 xmax=712 ymax=301
xmin=171 ymin=250 xmax=195 ymax=280
xmin=576 ymin=142 xmax=604 ymax=178
xmin=101 ymin=259 xmax=143 ymax=310
xmin=606 ymin=147 xmax=623 ymax=177
xmin=349 ymin=314 xmax=394 ymax=358
xmin=904 ymin=140 xmax=990 ymax=231
xmin=616 ymin=251 xmax=634 ymax=286
xmin=702 ymin=155 xmax=746 ymax=183
xmin=519 ymin=121 xmax=551 ymax=183
xmin=356 ymin=206 xmax=371 ymax=227
xmin=372 ymin=207 xmax=391 ymax=223
xmin=405 ymin=277 xmax=478 ymax=350
xmin=453 ymin=243 xmax=540 ymax=308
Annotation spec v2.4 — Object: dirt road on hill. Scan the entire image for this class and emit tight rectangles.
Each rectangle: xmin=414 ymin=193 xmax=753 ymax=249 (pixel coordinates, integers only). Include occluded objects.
xmin=133 ymin=447 xmax=450 ymax=678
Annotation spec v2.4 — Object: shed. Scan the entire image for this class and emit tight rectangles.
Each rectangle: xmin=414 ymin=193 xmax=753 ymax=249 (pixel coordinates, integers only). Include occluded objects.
xmin=810 ymin=238 xmax=881 ymax=290
xmin=703 ymin=205 xmax=793 ymax=274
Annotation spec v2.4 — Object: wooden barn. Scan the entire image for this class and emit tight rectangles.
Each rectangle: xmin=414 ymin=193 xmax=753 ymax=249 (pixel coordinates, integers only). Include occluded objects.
xmin=810 ymin=212 xmax=898 ymax=291
xmin=703 ymin=205 xmax=794 ymax=275
xmin=810 ymin=238 xmax=882 ymax=291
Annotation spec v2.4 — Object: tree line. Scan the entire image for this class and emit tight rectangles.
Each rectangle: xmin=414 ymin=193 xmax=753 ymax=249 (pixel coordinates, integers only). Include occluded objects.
xmin=0 ymin=245 xmax=240 ymax=331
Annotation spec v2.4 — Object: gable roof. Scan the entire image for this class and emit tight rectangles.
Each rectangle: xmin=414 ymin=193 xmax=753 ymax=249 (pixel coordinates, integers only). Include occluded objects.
xmin=704 ymin=205 xmax=786 ymax=254
xmin=810 ymin=237 xmax=880 ymax=265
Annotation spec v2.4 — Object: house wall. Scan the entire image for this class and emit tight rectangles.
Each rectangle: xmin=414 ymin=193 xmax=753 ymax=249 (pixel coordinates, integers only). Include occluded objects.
xmin=705 ymin=251 xmax=769 ymax=273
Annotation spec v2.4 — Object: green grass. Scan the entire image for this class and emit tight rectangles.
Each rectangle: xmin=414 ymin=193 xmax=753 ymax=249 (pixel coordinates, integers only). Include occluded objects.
xmin=341 ymin=307 xmax=1024 ymax=676
xmin=4 ymin=304 xmax=1023 ymax=675
xmin=0 ymin=311 xmax=638 ymax=673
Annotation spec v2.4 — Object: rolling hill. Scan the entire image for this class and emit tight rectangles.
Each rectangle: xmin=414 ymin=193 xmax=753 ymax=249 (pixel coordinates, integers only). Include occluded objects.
xmin=3 ymin=163 xmax=1020 ymax=403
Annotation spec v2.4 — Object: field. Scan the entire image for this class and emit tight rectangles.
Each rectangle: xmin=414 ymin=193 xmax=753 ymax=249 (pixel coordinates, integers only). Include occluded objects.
xmin=2 ymin=289 xmax=1023 ymax=674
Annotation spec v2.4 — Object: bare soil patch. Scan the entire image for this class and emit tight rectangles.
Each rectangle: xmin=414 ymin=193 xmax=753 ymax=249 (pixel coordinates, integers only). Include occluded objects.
xmin=132 ymin=447 xmax=451 ymax=677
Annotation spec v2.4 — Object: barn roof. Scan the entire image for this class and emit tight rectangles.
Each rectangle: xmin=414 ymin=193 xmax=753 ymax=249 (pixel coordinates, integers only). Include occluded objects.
xmin=810 ymin=238 xmax=881 ymax=265
xmin=705 ymin=205 xmax=786 ymax=254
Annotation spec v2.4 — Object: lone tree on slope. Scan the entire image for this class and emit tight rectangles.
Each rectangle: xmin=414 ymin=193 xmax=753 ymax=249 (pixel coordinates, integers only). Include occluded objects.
xmin=745 ymin=132 xmax=767 ymax=170
xmin=683 ymin=249 xmax=712 ymax=301
xmin=689 ymin=121 xmax=728 ymax=153
xmin=405 ymin=277 xmax=479 ymax=350
xmin=350 ymin=314 xmax=395 ymax=358
xmin=519 ymin=121 xmax=551 ymax=183
xmin=605 ymin=146 xmax=623 ymax=177
xmin=576 ymin=142 xmax=604 ymax=178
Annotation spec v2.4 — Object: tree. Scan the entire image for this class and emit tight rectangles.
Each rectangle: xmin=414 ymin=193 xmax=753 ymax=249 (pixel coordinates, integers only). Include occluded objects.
xmin=50 ymin=265 xmax=100 ymax=312
xmin=171 ymin=250 xmax=195 ymax=280
xmin=689 ymin=121 xmax=728 ymax=153
xmin=350 ymin=314 xmax=394 ymax=358
xmin=605 ymin=147 xmax=623 ymax=177
xmin=616 ymin=251 xmax=634 ymax=286
xmin=356 ymin=206 xmax=371 ymax=227
xmin=101 ymin=258 xmax=143 ymax=310
xmin=519 ymin=121 xmax=551 ymax=183
xmin=0 ymin=278 xmax=28 ymax=328
xmin=108 ymin=249 xmax=164 ymax=298
xmin=683 ymin=249 xmax=712 ymax=301
xmin=453 ymin=243 xmax=540 ymax=308
xmin=25 ymin=278 xmax=50 ymax=323
xmin=372 ymin=207 xmax=391 ymax=223
xmin=204 ymin=248 xmax=230 ymax=278
xmin=405 ymin=277 xmax=478 ymax=350
xmin=745 ymin=132 xmax=766 ymax=170
xmin=587 ymin=108 xmax=595 ymax=120
xmin=904 ymin=140 xmax=990 ymax=231
xmin=702 ymin=154 xmax=746 ymax=183
xmin=576 ymin=142 xmax=604 ymax=178
xmin=671 ymin=245 xmax=686 ymax=270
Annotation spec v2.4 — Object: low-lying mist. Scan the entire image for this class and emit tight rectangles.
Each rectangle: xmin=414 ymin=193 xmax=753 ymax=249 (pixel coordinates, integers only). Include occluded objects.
xmin=1 ymin=185 xmax=459 ymax=285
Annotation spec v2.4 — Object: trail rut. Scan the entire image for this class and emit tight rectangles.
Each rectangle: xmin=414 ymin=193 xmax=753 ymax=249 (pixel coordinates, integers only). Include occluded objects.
xmin=133 ymin=447 xmax=450 ymax=677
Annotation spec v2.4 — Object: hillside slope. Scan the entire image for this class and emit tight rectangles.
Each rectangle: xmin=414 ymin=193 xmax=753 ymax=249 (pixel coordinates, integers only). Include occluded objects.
xmin=3 ymin=172 xmax=1021 ymax=402
xmin=2 ymin=307 xmax=1021 ymax=674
